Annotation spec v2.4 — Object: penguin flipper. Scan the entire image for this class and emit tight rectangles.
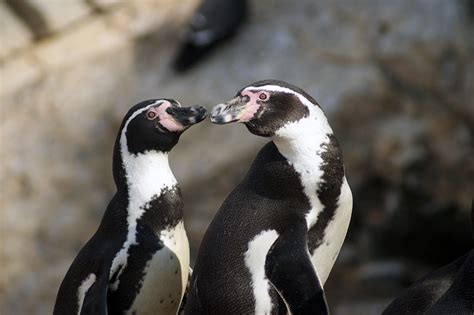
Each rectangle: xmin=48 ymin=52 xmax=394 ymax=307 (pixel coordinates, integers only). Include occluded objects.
xmin=265 ymin=221 xmax=329 ymax=315
xmin=79 ymin=269 xmax=109 ymax=315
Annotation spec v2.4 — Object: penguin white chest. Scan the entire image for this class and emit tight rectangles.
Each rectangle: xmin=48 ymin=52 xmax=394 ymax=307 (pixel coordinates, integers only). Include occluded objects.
xmin=128 ymin=222 xmax=190 ymax=315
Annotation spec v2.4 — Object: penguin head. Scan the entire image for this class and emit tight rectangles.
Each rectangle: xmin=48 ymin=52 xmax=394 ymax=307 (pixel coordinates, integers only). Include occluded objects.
xmin=210 ymin=79 xmax=323 ymax=137
xmin=119 ymin=99 xmax=207 ymax=154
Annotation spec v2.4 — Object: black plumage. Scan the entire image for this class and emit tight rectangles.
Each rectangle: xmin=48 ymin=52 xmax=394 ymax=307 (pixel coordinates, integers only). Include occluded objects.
xmin=185 ymin=80 xmax=348 ymax=314
xmin=383 ymin=203 xmax=474 ymax=314
xmin=172 ymin=0 xmax=248 ymax=72
xmin=383 ymin=250 xmax=474 ymax=314
xmin=184 ymin=142 xmax=317 ymax=314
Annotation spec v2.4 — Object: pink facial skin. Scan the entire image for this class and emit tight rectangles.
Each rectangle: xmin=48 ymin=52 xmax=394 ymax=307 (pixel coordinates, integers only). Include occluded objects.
xmin=238 ymin=90 xmax=268 ymax=122
xmin=148 ymin=101 xmax=185 ymax=132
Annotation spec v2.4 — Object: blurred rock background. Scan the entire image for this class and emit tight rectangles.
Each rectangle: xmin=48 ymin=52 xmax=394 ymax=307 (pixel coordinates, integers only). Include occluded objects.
xmin=0 ymin=0 xmax=472 ymax=314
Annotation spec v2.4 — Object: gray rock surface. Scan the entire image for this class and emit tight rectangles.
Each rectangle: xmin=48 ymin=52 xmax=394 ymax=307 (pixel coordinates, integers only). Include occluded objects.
xmin=0 ymin=3 xmax=32 ymax=59
xmin=6 ymin=0 xmax=91 ymax=37
xmin=1 ymin=0 xmax=472 ymax=314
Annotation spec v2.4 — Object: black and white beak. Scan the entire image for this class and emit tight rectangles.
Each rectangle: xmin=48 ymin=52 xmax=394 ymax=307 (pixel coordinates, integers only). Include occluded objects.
xmin=210 ymin=95 xmax=250 ymax=124
xmin=167 ymin=105 xmax=208 ymax=127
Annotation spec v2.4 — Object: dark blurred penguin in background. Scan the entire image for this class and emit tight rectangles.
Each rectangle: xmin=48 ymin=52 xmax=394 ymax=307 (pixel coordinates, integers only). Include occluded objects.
xmin=383 ymin=201 xmax=474 ymax=314
xmin=172 ymin=0 xmax=248 ymax=72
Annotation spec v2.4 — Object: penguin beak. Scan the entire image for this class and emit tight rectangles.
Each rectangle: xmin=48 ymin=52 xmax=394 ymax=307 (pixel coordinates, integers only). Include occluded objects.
xmin=166 ymin=105 xmax=208 ymax=127
xmin=210 ymin=96 xmax=250 ymax=124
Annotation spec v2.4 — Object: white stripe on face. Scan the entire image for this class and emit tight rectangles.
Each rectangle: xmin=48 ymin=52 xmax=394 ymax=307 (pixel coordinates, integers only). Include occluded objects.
xmin=124 ymin=100 xmax=164 ymax=134
xmin=243 ymin=85 xmax=315 ymax=110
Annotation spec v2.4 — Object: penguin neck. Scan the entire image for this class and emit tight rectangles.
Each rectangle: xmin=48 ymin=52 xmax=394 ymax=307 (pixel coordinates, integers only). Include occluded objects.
xmin=272 ymin=112 xmax=334 ymax=228
xmin=118 ymin=135 xmax=178 ymax=225
xmin=122 ymin=150 xmax=177 ymax=201
xmin=273 ymin=112 xmax=333 ymax=171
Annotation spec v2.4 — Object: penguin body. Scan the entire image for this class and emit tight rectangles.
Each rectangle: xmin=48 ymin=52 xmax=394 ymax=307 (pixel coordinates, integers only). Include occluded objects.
xmin=185 ymin=80 xmax=352 ymax=314
xmin=54 ymin=99 xmax=207 ymax=315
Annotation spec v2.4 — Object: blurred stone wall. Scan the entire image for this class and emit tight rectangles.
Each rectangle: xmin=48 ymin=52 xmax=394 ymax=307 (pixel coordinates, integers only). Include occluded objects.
xmin=1 ymin=0 xmax=473 ymax=314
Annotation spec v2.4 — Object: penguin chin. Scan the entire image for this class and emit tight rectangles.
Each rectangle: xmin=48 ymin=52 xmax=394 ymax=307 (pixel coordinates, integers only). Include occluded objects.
xmin=244 ymin=122 xmax=274 ymax=138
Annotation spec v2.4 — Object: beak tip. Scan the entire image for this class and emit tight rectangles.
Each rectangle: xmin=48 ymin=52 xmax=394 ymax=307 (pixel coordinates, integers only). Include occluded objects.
xmin=209 ymin=115 xmax=238 ymax=125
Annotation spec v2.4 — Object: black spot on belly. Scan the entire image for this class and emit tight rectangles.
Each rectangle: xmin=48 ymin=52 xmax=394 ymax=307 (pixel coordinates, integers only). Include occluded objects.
xmin=308 ymin=134 xmax=344 ymax=253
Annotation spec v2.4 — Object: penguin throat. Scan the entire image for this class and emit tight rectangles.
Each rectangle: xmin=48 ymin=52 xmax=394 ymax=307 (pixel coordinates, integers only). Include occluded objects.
xmin=121 ymin=150 xmax=177 ymax=202
xmin=273 ymin=113 xmax=332 ymax=168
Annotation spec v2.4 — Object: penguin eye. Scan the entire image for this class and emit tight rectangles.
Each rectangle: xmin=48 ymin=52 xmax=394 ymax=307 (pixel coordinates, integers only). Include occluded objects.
xmin=259 ymin=93 xmax=268 ymax=101
xmin=147 ymin=111 xmax=157 ymax=120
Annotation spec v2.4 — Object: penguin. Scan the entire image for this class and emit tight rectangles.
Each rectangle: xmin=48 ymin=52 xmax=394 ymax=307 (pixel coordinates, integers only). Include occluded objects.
xmin=172 ymin=0 xmax=248 ymax=72
xmin=383 ymin=202 xmax=474 ymax=314
xmin=184 ymin=79 xmax=352 ymax=314
xmin=53 ymin=99 xmax=207 ymax=315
